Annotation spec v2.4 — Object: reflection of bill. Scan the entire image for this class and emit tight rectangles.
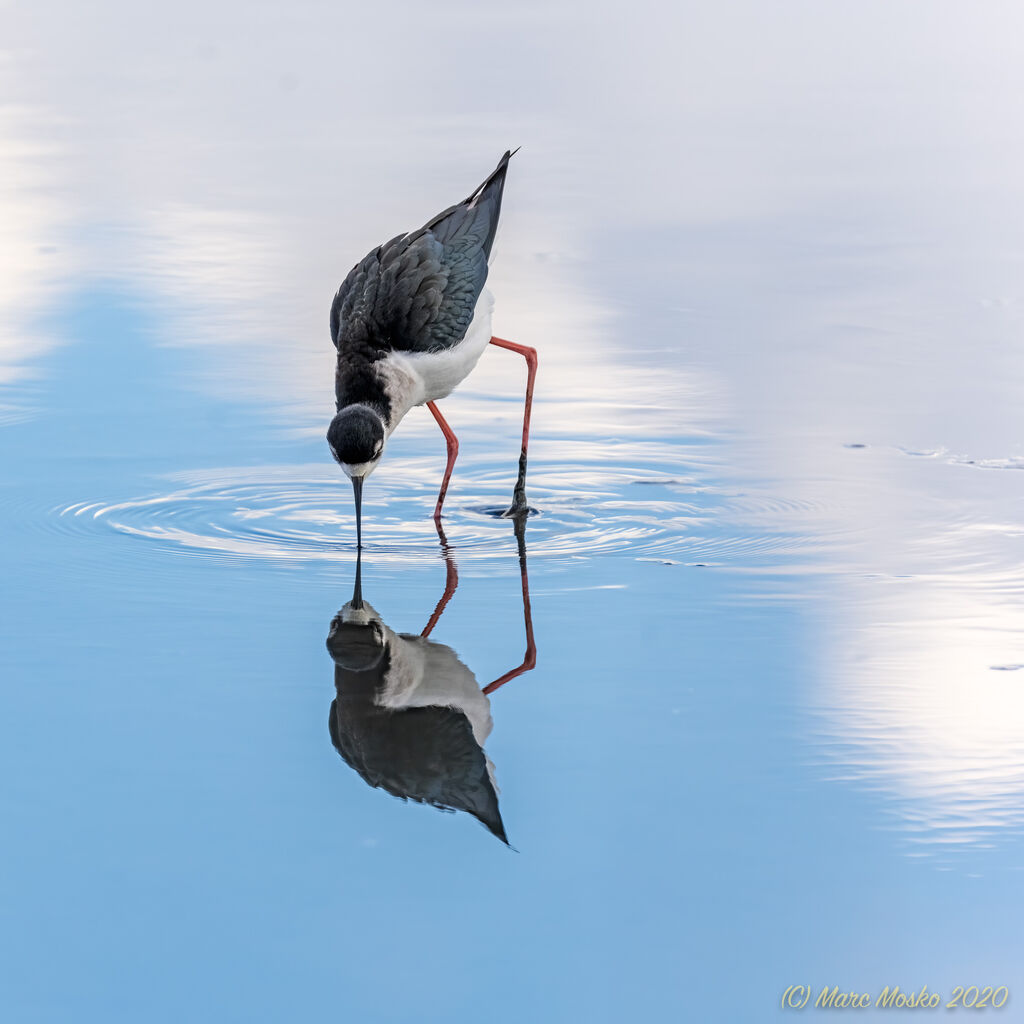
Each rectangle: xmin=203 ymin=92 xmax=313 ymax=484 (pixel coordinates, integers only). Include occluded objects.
xmin=326 ymin=519 xmax=536 ymax=844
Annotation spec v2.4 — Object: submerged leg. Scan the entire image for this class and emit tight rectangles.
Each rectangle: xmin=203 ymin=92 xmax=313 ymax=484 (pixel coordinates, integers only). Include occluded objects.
xmin=426 ymin=400 xmax=459 ymax=521
xmin=483 ymin=515 xmax=536 ymax=694
xmin=488 ymin=336 xmax=538 ymax=516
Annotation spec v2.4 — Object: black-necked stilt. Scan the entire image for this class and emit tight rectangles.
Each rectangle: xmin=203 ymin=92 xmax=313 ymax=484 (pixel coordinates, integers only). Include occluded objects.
xmin=327 ymin=150 xmax=537 ymax=545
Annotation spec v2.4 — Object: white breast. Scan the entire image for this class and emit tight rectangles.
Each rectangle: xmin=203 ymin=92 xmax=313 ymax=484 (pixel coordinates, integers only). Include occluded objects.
xmin=393 ymin=288 xmax=494 ymax=406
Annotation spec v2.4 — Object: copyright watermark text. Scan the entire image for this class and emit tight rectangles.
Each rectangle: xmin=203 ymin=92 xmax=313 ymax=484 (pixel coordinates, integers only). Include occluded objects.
xmin=781 ymin=984 xmax=1009 ymax=1011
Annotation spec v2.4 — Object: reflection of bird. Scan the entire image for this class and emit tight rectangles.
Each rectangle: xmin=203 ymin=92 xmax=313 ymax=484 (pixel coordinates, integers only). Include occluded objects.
xmin=326 ymin=520 xmax=536 ymax=844
xmin=327 ymin=600 xmax=508 ymax=844
xmin=325 ymin=151 xmax=538 ymax=546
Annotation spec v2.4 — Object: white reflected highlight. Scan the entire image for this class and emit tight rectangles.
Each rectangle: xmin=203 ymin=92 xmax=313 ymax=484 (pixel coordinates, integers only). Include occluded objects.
xmin=818 ymin=575 xmax=1024 ymax=852
xmin=0 ymin=105 xmax=71 ymax=405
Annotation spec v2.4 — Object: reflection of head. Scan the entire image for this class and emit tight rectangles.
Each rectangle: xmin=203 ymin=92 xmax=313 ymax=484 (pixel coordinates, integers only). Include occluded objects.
xmin=326 ymin=606 xmax=507 ymax=845
xmin=326 ymin=619 xmax=386 ymax=672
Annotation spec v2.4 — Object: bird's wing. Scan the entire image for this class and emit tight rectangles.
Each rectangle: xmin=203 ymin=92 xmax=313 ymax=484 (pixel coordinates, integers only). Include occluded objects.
xmin=330 ymin=151 xmax=514 ymax=354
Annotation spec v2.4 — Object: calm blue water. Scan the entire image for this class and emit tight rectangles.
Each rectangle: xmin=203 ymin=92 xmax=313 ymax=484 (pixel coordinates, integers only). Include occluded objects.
xmin=4 ymin=3 xmax=1024 ymax=1020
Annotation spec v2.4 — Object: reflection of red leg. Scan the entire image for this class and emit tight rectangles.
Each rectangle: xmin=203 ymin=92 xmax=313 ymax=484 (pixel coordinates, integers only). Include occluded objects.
xmin=426 ymin=400 xmax=459 ymax=521
xmin=483 ymin=517 xmax=536 ymax=693
xmin=489 ymin=337 xmax=538 ymax=515
xmin=421 ymin=518 xmax=458 ymax=638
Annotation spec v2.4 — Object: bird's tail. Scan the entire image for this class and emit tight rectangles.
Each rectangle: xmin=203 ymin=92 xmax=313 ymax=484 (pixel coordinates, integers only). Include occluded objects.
xmin=420 ymin=149 xmax=519 ymax=263
xmin=466 ymin=148 xmax=518 ymax=260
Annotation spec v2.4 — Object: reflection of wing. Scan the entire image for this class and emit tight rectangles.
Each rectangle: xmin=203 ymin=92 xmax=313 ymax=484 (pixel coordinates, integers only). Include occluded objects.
xmin=329 ymin=700 xmax=507 ymax=844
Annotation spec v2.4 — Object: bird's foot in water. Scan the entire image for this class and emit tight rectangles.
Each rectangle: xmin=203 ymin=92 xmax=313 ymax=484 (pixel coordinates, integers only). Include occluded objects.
xmin=500 ymin=483 xmax=533 ymax=519
xmin=500 ymin=452 xmax=532 ymax=518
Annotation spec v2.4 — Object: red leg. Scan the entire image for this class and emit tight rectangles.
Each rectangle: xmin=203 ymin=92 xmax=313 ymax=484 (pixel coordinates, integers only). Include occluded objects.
xmin=426 ymin=400 xmax=459 ymax=520
xmin=489 ymin=337 xmax=538 ymax=516
xmin=421 ymin=518 xmax=459 ymax=638
xmin=483 ymin=516 xmax=536 ymax=694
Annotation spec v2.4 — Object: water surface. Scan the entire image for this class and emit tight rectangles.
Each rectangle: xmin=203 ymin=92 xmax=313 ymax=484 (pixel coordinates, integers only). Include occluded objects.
xmin=3 ymin=2 xmax=1024 ymax=1019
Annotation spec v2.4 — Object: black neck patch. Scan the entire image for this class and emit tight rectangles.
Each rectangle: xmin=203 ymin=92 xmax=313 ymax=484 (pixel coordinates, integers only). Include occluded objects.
xmin=334 ymin=318 xmax=393 ymax=424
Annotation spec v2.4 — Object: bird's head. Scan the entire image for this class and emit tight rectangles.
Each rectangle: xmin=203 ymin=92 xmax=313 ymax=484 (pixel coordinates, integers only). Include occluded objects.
xmin=327 ymin=405 xmax=386 ymax=479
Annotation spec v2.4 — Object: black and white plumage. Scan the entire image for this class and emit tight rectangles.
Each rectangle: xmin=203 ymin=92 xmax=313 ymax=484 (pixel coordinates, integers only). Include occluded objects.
xmin=327 ymin=151 xmax=513 ymax=475
xmin=326 ymin=599 xmax=507 ymax=845
xmin=326 ymin=151 xmax=537 ymax=537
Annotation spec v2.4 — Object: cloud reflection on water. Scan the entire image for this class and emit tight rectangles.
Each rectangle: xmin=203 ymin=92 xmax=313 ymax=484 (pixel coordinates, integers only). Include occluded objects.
xmin=0 ymin=105 xmax=72 ymax=402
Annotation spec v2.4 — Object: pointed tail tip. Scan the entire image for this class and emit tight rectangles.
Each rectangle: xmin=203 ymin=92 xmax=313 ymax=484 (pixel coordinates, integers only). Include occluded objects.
xmin=481 ymin=812 xmax=511 ymax=847
xmin=494 ymin=147 xmax=519 ymax=172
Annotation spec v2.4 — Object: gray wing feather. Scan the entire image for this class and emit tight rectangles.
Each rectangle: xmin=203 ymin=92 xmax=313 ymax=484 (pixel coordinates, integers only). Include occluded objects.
xmin=330 ymin=151 xmax=513 ymax=353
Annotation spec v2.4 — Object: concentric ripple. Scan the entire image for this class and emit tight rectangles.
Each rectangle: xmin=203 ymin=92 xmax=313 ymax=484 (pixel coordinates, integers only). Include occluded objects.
xmin=52 ymin=453 xmax=821 ymax=570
